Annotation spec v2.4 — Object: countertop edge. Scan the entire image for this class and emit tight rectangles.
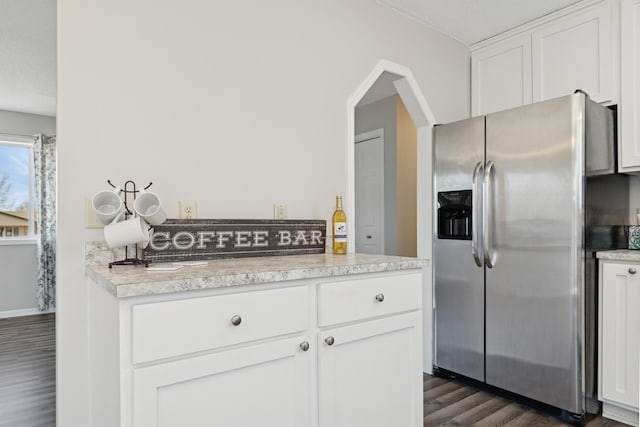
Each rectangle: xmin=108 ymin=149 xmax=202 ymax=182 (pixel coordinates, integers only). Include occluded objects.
xmin=86 ymin=255 xmax=428 ymax=299
xmin=596 ymin=249 xmax=640 ymax=261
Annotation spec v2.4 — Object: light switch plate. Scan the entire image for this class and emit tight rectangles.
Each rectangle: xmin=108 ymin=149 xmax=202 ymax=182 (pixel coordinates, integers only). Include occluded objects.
xmin=273 ymin=204 xmax=287 ymax=219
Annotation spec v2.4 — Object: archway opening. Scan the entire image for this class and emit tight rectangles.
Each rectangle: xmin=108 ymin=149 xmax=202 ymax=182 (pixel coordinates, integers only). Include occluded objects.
xmin=346 ymin=60 xmax=437 ymax=372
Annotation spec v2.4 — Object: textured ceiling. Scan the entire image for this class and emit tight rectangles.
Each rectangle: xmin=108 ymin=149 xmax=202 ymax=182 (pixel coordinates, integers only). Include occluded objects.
xmin=0 ymin=0 xmax=56 ymax=117
xmin=377 ymin=0 xmax=584 ymax=45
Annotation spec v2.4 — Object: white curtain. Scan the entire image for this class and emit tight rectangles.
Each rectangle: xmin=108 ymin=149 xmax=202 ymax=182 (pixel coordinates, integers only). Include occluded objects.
xmin=34 ymin=134 xmax=56 ymax=311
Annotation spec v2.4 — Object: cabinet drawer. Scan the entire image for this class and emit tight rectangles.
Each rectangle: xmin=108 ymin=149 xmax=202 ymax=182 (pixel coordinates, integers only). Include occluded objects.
xmin=132 ymin=286 xmax=308 ymax=364
xmin=318 ymin=273 xmax=421 ymax=327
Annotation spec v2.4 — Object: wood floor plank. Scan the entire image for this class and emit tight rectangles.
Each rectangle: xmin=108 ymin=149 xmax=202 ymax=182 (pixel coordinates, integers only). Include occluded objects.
xmin=503 ymin=409 xmax=569 ymax=427
xmin=424 ymin=390 xmax=495 ymax=426
xmin=424 ymin=380 xmax=465 ymax=401
xmin=472 ymin=403 xmax=530 ymax=427
xmin=0 ymin=313 xmax=55 ymax=427
xmin=424 ymin=387 xmax=481 ymax=423
xmin=439 ymin=395 xmax=513 ymax=426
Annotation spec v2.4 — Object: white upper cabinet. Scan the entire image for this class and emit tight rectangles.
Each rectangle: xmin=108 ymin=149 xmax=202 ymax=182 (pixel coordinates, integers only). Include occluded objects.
xmin=532 ymin=0 xmax=616 ymax=104
xmin=471 ymin=0 xmax=619 ymax=116
xmin=471 ymin=35 xmax=532 ymax=116
xmin=619 ymin=0 xmax=640 ymax=172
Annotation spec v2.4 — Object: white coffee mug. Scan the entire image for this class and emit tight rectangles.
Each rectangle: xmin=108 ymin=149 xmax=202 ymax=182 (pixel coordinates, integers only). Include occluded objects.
xmin=92 ymin=188 xmax=124 ymax=225
xmin=133 ymin=191 xmax=167 ymax=226
xmin=103 ymin=216 xmax=150 ymax=248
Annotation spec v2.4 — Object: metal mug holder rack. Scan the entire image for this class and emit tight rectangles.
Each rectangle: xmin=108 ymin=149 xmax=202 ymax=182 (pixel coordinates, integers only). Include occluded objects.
xmin=107 ymin=179 xmax=153 ymax=268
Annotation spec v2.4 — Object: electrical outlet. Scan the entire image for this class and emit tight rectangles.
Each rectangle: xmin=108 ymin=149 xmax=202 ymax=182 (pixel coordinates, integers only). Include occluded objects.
xmin=85 ymin=198 xmax=104 ymax=228
xmin=273 ymin=204 xmax=287 ymax=219
xmin=179 ymin=200 xmax=198 ymax=219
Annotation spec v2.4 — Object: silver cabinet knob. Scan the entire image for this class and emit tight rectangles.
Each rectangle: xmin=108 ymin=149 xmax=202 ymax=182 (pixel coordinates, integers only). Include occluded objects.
xmin=325 ymin=336 xmax=335 ymax=346
xmin=375 ymin=293 xmax=385 ymax=302
xmin=629 ymin=267 xmax=637 ymax=275
xmin=299 ymin=341 xmax=310 ymax=352
xmin=230 ymin=315 xmax=242 ymax=326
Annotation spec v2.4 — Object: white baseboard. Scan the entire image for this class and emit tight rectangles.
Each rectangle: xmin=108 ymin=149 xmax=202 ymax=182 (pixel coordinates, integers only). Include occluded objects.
xmin=602 ymin=402 xmax=639 ymax=427
xmin=0 ymin=307 xmax=55 ymax=319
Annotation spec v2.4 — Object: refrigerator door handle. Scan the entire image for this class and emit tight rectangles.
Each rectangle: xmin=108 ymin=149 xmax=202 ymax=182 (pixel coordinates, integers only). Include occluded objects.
xmin=471 ymin=161 xmax=484 ymax=267
xmin=483 ymin=160 xmax=496 ymax=268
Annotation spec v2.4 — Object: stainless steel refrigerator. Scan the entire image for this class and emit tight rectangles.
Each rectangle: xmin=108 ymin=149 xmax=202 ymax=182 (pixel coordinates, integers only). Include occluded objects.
xmin=433 ymin=92 xmax=629 ymax=418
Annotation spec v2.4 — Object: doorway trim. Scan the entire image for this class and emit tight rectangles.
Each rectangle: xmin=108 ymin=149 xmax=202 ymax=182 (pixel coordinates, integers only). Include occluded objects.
xmin=346 ymin=59 xmax=438 ymax=372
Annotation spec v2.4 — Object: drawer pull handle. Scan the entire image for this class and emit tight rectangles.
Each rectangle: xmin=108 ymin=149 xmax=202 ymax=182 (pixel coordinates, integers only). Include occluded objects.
xmin=629 ymin=267 xmax=637 ymax=275
xmin=375 ymin=293 xmax=385 ymax=302
xmin=230 ymin=315 xmax=242 ymax=326
xmin=299 ymin=341 xmax=310 ymax=352
xmin=325 ymin=336 xmax=335 ymax=346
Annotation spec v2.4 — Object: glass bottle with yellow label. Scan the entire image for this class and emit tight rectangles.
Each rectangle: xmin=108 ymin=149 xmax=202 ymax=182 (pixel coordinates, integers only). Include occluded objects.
xmin=332 ymin=196 xmax=347 ymax=254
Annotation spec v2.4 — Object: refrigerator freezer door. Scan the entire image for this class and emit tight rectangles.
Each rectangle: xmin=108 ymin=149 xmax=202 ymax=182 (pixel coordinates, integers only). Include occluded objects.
xmin=434 ymin=116 xmax=485 ymax=382
xmin=484 ymin=94 xmax=584 ymax=413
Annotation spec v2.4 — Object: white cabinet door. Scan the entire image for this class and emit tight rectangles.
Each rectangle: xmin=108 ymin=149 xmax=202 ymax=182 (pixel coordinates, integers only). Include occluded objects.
xmin=532 ymin=0 xmax=616 ymax=104
xmin=317 ymin=311 xmax=422 ymax=427
xmin=620 ymin=0 xmax=640 ymax=172
xmin=133 ymin=336 xmax=313 ymax=427
xmin=600 ymin=262 xmax=640 ymax=411
xmin=471 ymin=34 xmax=532 ymax=116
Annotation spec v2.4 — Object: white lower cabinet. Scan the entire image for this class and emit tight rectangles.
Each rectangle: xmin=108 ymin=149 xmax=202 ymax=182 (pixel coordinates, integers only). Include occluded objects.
xmin=133 ymin=336 xmax=313 ymax=427
xmin=88 ymin=270 xmax=423 ymax=427
xmin=318 ymin=312 xmax=422 ymax=427
xmin=598 ymin=261 xmax=640 ymax=426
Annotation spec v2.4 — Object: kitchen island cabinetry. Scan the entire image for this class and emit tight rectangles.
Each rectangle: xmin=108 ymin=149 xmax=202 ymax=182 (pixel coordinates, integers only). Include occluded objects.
xmin=133 ymin=335 xmax=312 ymax=427
xmin=87 ymin=253 xmax=425 ymax=427
xmin=128 ymin=285 xmax=313 ymax=427
xmin=619 ymin=0 xmax=640 ymax=172
xmin=597 ymin=252 xmax=640 ymax=426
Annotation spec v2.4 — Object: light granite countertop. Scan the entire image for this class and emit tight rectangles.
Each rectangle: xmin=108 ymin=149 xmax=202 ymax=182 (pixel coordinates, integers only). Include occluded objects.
xmin=596 ymin=249 xmax=640 ymax=262
xmin=86 ymin=253 xmax=428 ymax=298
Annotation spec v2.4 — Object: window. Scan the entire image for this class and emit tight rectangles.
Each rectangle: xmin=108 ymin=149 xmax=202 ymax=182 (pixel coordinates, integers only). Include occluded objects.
xmin=0 ymin=135 xmax=35 ymax=239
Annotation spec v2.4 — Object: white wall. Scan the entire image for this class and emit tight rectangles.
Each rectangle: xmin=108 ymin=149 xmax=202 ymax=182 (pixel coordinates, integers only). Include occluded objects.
xmin=355 ymin=95 xmax=398 ymax=255
xmin=0 ymin=109 xmax=56 ymax=316
xmin=396 ymin=96 xmax=417 ymax=257
xmin=57 ymin=1 xmax=470 ymax=424
xmin=0 ymin=109 xmax=56 ymax=136
xmin=629 ymin=176 xmax=640 ymax=224
xmin=0 ymin=244 xmax=38 ymax=313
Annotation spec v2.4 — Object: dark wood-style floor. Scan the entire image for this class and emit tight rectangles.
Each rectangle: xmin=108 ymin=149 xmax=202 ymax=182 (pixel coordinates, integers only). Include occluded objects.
xmin=0 ymin=314 xmax=632 ymax=427
xmin=424 ymin=373 xmax=631 ymax=427
xmin=0 ymin=313 xmax=55 ymax=427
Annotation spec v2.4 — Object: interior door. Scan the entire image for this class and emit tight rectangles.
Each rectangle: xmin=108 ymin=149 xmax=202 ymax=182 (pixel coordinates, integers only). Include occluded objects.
xmin=355 ymin=133 xmax=384 ymax=254
xmin=484 ymin=94 xmax=583 ymax=413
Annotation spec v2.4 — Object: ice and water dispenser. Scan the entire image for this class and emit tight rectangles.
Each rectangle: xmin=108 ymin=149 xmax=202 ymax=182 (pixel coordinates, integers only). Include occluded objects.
xmin=437 ymin=190 xmax=472 ymax=240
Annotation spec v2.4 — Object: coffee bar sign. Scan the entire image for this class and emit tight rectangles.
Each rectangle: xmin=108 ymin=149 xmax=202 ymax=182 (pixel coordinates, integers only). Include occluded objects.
xmin=143 ymin=219 xmax=327 ymax=263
